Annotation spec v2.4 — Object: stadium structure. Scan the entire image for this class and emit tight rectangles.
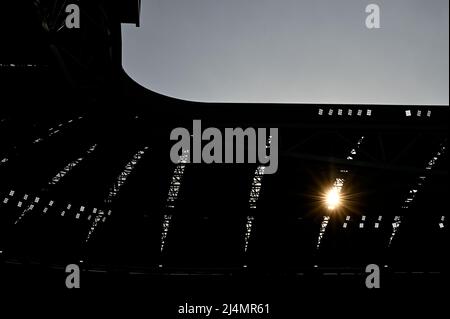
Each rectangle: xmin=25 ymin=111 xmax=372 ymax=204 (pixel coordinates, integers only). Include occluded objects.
xmin=0 ymin=1 xmax=448 ymax=305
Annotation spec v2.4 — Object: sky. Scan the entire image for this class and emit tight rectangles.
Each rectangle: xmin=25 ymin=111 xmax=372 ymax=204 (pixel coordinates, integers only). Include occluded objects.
xmin=122 ymin=0 xmax=449 ymax=105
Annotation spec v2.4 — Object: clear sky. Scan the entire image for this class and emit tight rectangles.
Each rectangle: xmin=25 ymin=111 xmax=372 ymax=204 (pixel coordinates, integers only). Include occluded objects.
xmin=122 ymin=0 xmax=449 ymax=105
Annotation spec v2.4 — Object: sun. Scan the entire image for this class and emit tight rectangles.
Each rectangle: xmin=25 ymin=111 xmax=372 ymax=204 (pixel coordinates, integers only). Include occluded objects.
xmin=324 ymin=187 xmax=342 ymax=211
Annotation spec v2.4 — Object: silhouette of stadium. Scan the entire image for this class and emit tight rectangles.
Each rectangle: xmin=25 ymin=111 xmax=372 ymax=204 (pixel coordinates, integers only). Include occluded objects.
xmin=0 ymin=1 xmax=447 ymax=307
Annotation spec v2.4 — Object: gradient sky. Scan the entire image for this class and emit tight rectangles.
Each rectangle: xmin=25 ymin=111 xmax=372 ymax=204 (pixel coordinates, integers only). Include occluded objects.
xmin=122 ymin=0 xmax=449 ymax=105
